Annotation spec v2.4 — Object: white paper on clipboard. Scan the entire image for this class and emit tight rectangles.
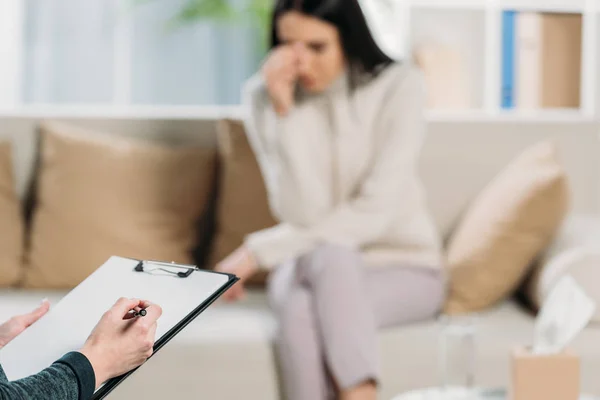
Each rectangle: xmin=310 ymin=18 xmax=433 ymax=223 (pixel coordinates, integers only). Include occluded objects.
xmin=0 ymin=256 xmax=235 ymax=395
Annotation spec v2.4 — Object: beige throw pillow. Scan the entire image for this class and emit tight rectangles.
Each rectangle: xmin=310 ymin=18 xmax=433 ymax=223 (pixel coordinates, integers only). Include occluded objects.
xmin=0 ymin=142 xmax=24 ymax=286
xmin=23 ymin=122 xmax=217 ymax=289
xmin=444 ymin=140 xmax=570 ymax=314
xmin=209 ymin=120 xmax=277 ymax=285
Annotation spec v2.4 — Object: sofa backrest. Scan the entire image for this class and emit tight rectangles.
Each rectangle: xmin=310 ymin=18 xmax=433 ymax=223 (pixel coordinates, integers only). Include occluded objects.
xmin=421 ymin=120 xmax=600 ymax=237
xmin=1 ymin=114 xmax=599 ymax=239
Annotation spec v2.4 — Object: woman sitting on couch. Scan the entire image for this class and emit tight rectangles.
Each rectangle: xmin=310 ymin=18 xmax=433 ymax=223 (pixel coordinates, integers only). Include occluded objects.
xmin=215 ymin=0 xmax=446 ymax=399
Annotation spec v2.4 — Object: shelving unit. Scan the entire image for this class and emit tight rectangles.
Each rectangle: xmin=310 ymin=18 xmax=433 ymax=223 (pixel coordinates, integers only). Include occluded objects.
xmin=1 ymin=0 xmax=599 ymax=124
xmin=405 ymin=0 xmax=598 ymax=119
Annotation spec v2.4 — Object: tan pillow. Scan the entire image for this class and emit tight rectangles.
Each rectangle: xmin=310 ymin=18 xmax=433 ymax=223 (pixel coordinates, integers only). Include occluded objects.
xmin=209 ymin=120 xmax=277 ymax=285
xmin=444 ymin=140 xmax=570 ymax=314
xmin=23 ymin=121 xmax=216 ymax=289
xmin=0 ymin=142 xmax=24 ymax=286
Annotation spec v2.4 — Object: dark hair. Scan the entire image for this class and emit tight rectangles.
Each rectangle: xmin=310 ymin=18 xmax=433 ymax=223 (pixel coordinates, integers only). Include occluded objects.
xmin=270 ymin=0 xmax=395 ymax=88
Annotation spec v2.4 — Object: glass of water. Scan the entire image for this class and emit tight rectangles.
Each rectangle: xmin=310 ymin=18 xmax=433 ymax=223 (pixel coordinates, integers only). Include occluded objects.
xmin=437 ymin=314 xmax=476 ymax=397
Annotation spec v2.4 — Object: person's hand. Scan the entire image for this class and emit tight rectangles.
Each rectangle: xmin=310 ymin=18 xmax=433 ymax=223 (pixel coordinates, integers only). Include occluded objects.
xmin=262 ymin=45 xmax=299 ymax=116
xmin=0 ymin=299 xmax=50 ymax=350
xmin=79 ymin=298 xmax=162 ymax=389
xmin=215 ymin=245 xmax=259 ymax=302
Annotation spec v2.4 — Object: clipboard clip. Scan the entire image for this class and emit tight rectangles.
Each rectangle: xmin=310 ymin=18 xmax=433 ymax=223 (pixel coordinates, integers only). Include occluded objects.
xmin=134 ymin=260 xmax=200 ymax=278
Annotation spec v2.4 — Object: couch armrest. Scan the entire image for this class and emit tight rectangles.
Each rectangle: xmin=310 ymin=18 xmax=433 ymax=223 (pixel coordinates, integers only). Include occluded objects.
xmin=543 ymin=213 xmax=600 ymax=260
xmin=525 ymin=213 xmax=600 ymax=322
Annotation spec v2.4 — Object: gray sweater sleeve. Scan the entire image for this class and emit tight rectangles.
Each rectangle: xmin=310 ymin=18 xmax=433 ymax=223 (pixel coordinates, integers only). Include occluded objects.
xmin=0 ymin=352 xmax=96 ymax=400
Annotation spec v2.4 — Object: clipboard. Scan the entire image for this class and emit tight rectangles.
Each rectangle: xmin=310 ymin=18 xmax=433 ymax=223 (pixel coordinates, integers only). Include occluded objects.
xmin=0 ymin=256 xmax=238 ymax=399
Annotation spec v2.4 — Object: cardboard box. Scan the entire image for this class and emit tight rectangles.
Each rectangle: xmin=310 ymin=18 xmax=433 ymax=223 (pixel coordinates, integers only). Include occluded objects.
xmin=509 ymin=347 xmax=580 ymax=400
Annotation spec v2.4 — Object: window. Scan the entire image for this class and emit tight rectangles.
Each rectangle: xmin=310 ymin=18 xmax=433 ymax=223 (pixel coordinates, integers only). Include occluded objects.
xmin=1 ymin=0 xmax=264 ymax=107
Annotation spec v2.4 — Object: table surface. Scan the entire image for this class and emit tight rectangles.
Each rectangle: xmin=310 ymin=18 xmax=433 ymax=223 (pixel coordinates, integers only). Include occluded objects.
xmin=392 ymin=387 xmax=599 ymax=400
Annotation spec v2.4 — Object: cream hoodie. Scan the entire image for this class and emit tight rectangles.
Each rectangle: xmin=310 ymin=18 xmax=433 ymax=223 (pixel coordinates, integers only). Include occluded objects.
xmin=242 ymin=62 xmax=443 ymax=270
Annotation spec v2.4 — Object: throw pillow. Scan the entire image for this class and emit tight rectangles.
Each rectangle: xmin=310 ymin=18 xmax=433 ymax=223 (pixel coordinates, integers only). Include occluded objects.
xmin=23 ymin=121 xmax=217 ymax=289
xmin=209 ymin=119 xmax=277 ymax=285
xmin=444 ymin=140 xmax=570 ymax=314
xmin=0 ymin=142 xmax=24 ymax=286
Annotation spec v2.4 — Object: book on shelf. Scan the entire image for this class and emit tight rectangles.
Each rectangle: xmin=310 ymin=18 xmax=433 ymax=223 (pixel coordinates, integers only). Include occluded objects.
xmin=501 ymin=10 xmax=516 ymax=109
xmin=501 ymin=10 xmax=582 ymax=110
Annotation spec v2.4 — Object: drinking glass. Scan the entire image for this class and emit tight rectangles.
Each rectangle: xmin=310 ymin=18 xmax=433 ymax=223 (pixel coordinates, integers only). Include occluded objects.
xmin=437 ymin=314 xmax=477 ymax=397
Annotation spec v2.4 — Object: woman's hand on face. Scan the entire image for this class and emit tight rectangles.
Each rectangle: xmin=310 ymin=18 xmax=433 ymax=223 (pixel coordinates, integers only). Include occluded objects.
xmin=0 ymin=299 xmax=50 ymax=350
xmin=262 ymin=45 xmax=299 ymax=116
xmin=79 ymin=298 xmax=162 ymax=389
xmin=215 ymin=245 xmax=259 ymax=302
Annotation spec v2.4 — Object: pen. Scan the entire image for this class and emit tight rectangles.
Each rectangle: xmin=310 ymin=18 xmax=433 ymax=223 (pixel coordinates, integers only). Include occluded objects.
xmin=135 ymin=309 xmax=147 ymax=317
xmin=128 ymin=308 xmax=147 ymax=317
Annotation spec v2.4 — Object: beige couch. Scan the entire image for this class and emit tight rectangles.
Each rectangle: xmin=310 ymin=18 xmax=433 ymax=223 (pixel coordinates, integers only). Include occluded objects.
xmin=1 ymin=114 xmax=600 ymax=399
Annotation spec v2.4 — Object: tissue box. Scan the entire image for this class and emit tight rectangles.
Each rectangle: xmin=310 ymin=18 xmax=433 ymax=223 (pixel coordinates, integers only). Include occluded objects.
xmin=509 ymin=347 xmax=580 ymax=400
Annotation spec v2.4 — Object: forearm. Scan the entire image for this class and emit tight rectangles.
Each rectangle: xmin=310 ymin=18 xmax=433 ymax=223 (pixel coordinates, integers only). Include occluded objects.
xmin=0 ymin=352 xmax=96 ymax=400
xmin=245 ymin=201 xmax=394 ymax=269
xmin=245 ymin=222 xmax=319 ymax=268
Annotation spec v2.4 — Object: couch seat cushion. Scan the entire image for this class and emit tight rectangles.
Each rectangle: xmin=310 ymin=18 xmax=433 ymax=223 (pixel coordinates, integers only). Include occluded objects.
xmin=379 ymin=302 xmax=600 ymax=398
xmin=0 ymin=289 xmax=280 ymax=400
xmin=1 ymin=290 xmax=599 ymax=399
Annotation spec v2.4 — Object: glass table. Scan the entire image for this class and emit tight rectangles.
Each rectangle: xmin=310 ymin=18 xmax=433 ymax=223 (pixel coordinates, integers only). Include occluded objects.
xmin=392 ymin=387 xmax=599 ymax=400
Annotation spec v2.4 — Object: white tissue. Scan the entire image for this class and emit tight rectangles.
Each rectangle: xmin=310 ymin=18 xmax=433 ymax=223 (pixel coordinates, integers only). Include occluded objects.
xmin=532 ymin=275 xmax=596 ymax=355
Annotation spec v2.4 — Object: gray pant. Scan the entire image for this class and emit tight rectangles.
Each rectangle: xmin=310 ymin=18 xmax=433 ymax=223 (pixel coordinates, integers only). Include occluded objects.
xmin=267 ymin=244 xmax=446 ymax=400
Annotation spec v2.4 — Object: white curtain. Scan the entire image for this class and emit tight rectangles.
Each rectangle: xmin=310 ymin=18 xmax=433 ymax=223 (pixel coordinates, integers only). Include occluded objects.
xmin=21 ymin=0 xmax=263 ymax=105
xmin=0 ymin=0 xmax=25 ymax=107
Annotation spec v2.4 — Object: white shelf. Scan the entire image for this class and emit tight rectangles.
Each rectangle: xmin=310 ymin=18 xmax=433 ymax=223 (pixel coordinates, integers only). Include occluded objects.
xmin=0 ymin=104 xmax=247 ymax=120
xmin=426 ymin=109 xmax=596 ymax=122
xmin=409 ymin=0 xmax=487 ymax=10
xmin=1 ymin=105 xmax=595 ymax=124
xmin=496 ymin=0 xmax=587 ymax=13
xmin=409 ymin=0 xmax=588 ymax=13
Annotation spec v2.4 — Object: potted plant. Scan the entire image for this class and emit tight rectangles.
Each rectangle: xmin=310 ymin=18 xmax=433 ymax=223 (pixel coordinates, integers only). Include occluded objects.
xmin=139 ymin=0 xmax=274 ymax=54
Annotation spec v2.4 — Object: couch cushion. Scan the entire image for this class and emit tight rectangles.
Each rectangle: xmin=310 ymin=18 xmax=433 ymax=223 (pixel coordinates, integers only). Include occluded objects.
xmin=0 ymin=289 xmax=281 ymax=400
xmin=1 ymin=289 xmax=599 ymax=399
xmin=3 ymin=116 xmax=600 ymax=236
xmin=209 ymin=119 xmax=277 ymax=284
xmin=378 ymin=301 xmax=600 ymax=398
xmin=444 ymin=140 xmax=569 ymax=314
xmin=0 ymin=142 xmax=23 ymax=287
xmin=22 ymin=121 xmax=217 ymax=289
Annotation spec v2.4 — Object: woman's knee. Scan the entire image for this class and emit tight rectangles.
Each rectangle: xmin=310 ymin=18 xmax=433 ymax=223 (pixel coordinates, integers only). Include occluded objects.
xmin=297 ymin=243 xmax=362 ymax=284
xmin=274 ymin=289 xmax=314 ymax=336
xmin=411 ymin=269 xmax=447 ymax=320
xmin=267 ymin=260 xmax=297 ymax=310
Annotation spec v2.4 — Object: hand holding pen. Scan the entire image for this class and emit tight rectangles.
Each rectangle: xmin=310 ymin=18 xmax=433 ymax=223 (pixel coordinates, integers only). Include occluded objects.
xmin=79 ymin=298 xmax=162 ymax=389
